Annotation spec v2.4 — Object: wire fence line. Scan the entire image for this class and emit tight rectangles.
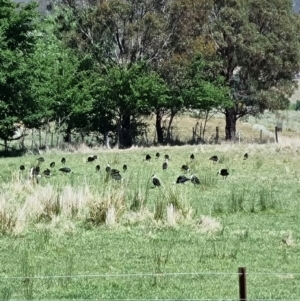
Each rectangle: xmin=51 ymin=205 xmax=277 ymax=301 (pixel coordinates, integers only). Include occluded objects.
xmin=1 ymin=270 xmax=300 ymax=280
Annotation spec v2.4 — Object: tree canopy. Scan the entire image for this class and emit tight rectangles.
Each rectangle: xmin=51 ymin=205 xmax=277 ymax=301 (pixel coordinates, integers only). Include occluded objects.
xmin=0 ymin=0 xmax=300 ymax=149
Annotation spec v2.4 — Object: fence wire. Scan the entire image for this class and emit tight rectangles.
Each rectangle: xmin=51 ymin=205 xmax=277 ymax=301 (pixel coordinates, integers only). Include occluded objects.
xmin=1 ymin=270 xmax=300 ymax=280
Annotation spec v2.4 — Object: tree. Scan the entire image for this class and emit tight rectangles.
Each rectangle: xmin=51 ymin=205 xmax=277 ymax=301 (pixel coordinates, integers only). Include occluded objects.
xmin=50 ymin=0 xmax=177 ymax=147
xmin=207 ymin=0 xmax=300 ymax=140
xmin=97 ymin=63 xmax=169 ymax=148
xmin=29 ymin=19 xmax=83 ymax=145
xmin=183 ymin=56 xmax=232 ymax=140
xmin=52 ymin=0 xmax=172 ymax=67
xmin=131 ymin=70 xmax=170 ymax=145
xmin=0 ymin=0 xmax=40 ymax=151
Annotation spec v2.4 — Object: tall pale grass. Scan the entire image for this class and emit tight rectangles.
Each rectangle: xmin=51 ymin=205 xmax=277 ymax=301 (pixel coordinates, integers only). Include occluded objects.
xmin=0 ymin=169 xmax=198 ymax=234
xmin=0 ymin=178 xmax=128 ymax=234
xmin=87 ymin=186 xmax=126 ymax=225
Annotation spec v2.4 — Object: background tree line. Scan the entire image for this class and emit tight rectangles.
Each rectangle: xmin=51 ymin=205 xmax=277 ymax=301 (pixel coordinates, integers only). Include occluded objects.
xmin=1 ymin=0 xmax=300 ymax=150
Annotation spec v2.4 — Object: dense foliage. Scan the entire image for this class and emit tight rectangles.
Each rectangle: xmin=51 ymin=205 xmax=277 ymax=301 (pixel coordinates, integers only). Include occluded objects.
xmin=1 ymin=0 xmax=300 ymax=148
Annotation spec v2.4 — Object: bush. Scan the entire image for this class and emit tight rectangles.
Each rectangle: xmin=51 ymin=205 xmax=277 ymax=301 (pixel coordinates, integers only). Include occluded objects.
xmin=295 ymin=100 xmax=300 ymax=111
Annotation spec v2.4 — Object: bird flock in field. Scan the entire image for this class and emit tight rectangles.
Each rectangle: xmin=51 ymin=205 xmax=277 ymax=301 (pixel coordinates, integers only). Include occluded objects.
xmin=18 ymin=151 xmax=249 ymax=186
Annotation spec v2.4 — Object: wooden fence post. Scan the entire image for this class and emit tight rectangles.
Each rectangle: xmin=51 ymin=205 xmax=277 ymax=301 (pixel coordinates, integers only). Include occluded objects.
xmin=260 ymin=130 xmax=262 ymax=144
xmin=238 ymin=267 xmax=247 ymax=301
xmin=199 ymin=123 xmax=202 ymax=142
xmin=215 ymin=127 xmax=219 ymax=143
xmin=192 ymin=127 xmax=195 ymax=143
xmin=275 ymin=126 xmax=278 ymax=143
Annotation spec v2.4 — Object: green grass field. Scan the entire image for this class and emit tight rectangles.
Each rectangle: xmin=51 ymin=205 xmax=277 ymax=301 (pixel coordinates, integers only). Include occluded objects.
xmin=0 ymin=143 xmax=300 ymax=300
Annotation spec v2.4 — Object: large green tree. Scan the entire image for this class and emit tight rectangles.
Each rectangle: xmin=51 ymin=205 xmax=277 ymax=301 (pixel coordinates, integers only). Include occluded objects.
xmin=0 ymin=0 xmax=40 ymax=150
xmin=51 ymin=0 xmax=180 ymax=147
xmin=96 ymin=63 xmax=169 ymax=148
xmin=207 ymin=0 xmax=300 ymax=140
xmin=29 ymin=18 xmax=91 ymax=145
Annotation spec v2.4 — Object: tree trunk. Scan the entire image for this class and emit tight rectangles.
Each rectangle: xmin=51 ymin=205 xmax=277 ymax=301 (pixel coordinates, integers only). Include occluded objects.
xmin=166 ymin=112 xmax=176 ymax=143
xmin=119 ymin=114 xmax=132 ymax=149
xmin=64 ymin=126 xmax=72 ymax=143
xmin=155 ymin=109 xmax=164 ymax=144
xmin=225 ymin=108 xmax=237 ymax=140
xmin=4 ymin=139 xmax=8 ymax=153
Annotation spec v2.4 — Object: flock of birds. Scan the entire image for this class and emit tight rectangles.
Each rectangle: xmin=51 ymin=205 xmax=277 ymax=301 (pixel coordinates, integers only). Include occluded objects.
xmin=149 ymin=152 xmax=238 ymax=188
xmin=19 ymin=156 xmax=74 ymax=183
xmin=18 ymin=151 xmax=249 ymax=186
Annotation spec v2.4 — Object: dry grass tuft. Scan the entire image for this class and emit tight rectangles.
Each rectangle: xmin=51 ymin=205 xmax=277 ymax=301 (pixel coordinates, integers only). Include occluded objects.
xmin=59 ymin=185 xmax=91 ymax=218
xmin=198 ymin=215 xmax=223 ymax=235
xmin=166 ymin=204 xmax=176 ymax=226
xmin=0 ymin=193 xmax=17 ymax=235
xmin=87 ymin=187 xmax=126 ymax=225
xmin=105 ymin=206 xmax=116 ymax=226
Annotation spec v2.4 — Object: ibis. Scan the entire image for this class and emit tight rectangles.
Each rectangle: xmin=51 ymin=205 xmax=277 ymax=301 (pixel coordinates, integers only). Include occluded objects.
xmin=151 ymin=174 xmax=161 ymax=187
xmin=59 ymin=167 xmax=73 ymax=174
xmin=217 ymin=169 xmax=229 ymax=179
xmin=181 ymin=165 xmax=190 ymax=173
xmin=175 ymin=175 xmax=190 ymax=184
xmin=191 ymin=174 xmax=200 ymax=185
xmin=87 ymin=155 xmax=97 ymax=162
xmin=162 ymin=159 xmax=168 ymax=171
xmin=209 ymin=155 xmax=219 ymax=163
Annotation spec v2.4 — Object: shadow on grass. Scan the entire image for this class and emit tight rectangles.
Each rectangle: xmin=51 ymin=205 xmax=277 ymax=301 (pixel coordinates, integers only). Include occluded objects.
xmin=0 ymin=148 xmax=26 ymax=158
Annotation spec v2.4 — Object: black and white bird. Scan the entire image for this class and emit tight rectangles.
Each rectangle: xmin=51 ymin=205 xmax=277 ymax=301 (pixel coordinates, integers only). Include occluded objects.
xmin=30 ymin=166 xmax=40 ymax=178
xmin=144 ymin=154 xmax=151 ymax=162
xmin=181 ymin=165 xmax=190 ymax=173
xmin=190 ymin=154 xmax=195 ymax=161
xmin=243 ymin=153 xmax=248 ymax=160
xmin=162 ymin=159 xmax=168 ymax=171
xmin=209 ymin=155 xmax=219 ymax=163
xmin=111 ymin=168 xmax=120 ymax=175
xmin=37 ymin=157 xmax=45 ymax=163
xmin=164 ymin=154 xmax=170 ymax=160
xmin=20 ymin=165 xmax=25 ymax=171
xmin=30 ymin=166 xmax=41 ymax=183
xmin=217 ymin=169 xmax=229 ymax=179
xmin=111 ymin=171 xmax=123 ymax=181
xmin=123 ymin=164 xmax=127 ymax=172
xmin=87 ymin=155 xmax=97 ymax=162
xmin=106 ymin=163 xmax=119 ymax=175
xmin=43 ymin=168 xmax=51 ymax=177
xmin=175 ymin=175 xmax=190 ymax=184
xmin=191 ymin=174 xmax=200 ymax=185
xmin=151 ymin=174 xmax=161 ymax=187
xmin=59 ymin=167 xmax=73 ymax=174
xmin=105 ymin=164 xmax=111 ymax=173
xmin=61 ymin=157 xmax=66 ymax=165
xmin=95 ymin=165 xmax=100 ymax=172
xmin=50 ymin=162 xmax=55 ymax=168
xmin=155 ymin=152 xmax=160 ymax=159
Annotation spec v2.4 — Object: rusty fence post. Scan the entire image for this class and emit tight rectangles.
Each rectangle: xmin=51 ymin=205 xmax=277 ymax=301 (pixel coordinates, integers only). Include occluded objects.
xmin=238 ymin=267 xmax=247 ymax=301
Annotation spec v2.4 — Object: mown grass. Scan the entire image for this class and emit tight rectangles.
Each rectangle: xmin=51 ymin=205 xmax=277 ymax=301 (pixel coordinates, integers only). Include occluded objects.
xmin=0 ymin=142 xmax=300 ymax=299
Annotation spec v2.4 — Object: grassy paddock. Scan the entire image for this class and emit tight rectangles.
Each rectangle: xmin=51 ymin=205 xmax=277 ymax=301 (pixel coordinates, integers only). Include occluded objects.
xmin=0 ymin=141 xmax=300 ymax=299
